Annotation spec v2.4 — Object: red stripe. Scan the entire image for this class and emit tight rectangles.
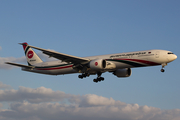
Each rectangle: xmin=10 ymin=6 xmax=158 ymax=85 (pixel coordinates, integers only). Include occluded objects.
xmin=35 ymin=65 xmax=73 ymax=70
xmin=115 ymin=59 xmax=160 ymax=65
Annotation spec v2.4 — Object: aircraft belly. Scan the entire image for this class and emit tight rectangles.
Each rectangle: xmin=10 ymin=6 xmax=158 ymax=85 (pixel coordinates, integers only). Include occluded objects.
xmin=22 ymin=68 xmax=52 ymax=75
xmin=49 ymin=67 xmax=77 ymax=75
xmin=115 ymin=62 xmax=133 ymax=69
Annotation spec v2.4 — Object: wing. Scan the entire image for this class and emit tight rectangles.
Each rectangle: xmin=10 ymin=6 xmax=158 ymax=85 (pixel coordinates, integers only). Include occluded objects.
xmin=6 ymin=62 xmax=34 ymax=69
xmin=20 ymin=43 xmax=90 ymax=64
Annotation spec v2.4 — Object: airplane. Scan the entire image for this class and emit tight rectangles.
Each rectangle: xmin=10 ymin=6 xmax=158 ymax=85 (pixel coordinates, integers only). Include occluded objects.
xmin=6 ymin=43 xmax=177 ymax=83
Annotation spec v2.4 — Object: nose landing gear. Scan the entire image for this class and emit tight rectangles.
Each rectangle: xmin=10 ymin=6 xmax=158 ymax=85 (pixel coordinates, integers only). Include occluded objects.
xmin=161 ymin=63 xmax=167 ymax=72
xmin=161 ymin=68 xmax=165 ymax=72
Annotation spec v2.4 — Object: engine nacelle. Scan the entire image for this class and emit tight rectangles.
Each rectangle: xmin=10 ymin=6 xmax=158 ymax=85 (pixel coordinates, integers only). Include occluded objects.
xmin=89 ymin=59 xmax=106 ymax=70
xmin=113 ymin=68 xmax=131 ymax=77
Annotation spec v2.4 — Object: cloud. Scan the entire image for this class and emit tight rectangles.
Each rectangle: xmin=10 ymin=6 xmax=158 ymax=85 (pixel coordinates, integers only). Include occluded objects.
xmin=0 ymin=46 xmax=25 ymax=69
xmin=0 ymin=86 xmax=180 ymax=120
xmin=0 ymin=86 xmax=76 ymax=103
xmin=78 ymin=94 xmax=126 ymax=107
xmin=0 ymin=56 xmax=26 ymax=69
xmin=0 ymin=82 xmax=11 ymax=89
xmin=1 ymin=101 xmax=180 ymax=120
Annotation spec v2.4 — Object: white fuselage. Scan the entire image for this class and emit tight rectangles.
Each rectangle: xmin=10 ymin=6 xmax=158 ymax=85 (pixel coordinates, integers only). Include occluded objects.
xmin=22 ymin=49 xmax=177 ymax=75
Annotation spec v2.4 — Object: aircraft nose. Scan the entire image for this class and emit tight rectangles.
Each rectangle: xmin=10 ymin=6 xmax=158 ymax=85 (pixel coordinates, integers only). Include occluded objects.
xmin=170 ymin=54 xmax=177 ymax=62
xmin=174 ymin=54 xmax=177 ymax=60
xmin=168 ymin=54 xmax=177 ymax=62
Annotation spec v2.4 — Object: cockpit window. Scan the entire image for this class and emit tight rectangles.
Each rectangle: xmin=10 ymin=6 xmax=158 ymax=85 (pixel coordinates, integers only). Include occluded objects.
xmin=168 ymin=52 xmax=174 ymax=54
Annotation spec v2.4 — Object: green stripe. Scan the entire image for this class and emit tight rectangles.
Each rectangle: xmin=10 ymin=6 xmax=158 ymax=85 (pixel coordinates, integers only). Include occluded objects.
xmin=24 ymin=46 xmax=31 ymax=66
xmin=107 ymin=59 xmax=145 ymax=67
xmin=25 ymin=46 xmax=30 ymax=55
xmin=28 ymin=62 xmax=32 ymax=66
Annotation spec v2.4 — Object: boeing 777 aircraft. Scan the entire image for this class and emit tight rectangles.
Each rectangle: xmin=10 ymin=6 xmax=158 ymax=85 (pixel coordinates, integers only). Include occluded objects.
xmin=6 ymin=43 xmax=177 ymax=83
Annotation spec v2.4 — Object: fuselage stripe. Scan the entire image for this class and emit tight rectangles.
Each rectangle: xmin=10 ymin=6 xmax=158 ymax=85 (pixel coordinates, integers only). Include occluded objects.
xmin=115 ymin=59 xmax=160 ymax=65
xmin=107 ymin=59 xmax=160 ymax=67
xmin=108 ymin=59 xmax=145 ymax=67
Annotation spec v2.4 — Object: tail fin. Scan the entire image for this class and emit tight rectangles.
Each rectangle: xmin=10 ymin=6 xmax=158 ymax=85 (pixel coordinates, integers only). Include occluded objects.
xmin=21 ymin=42 xmax=43 ymax=66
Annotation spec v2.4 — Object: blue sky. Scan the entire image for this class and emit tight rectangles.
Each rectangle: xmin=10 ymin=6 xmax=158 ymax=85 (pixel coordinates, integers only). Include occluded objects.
xmin=0 ymin=1 xmax=180 ymax=120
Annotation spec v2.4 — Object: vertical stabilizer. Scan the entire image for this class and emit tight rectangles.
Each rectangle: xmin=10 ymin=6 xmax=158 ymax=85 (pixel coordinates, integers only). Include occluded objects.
xmin=21 ymin=42 xmax=43 ymax=66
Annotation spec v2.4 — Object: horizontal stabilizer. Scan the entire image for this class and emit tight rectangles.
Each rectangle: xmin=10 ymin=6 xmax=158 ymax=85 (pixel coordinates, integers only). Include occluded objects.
xmin=5 ymin=62 xmax=34 ymax=69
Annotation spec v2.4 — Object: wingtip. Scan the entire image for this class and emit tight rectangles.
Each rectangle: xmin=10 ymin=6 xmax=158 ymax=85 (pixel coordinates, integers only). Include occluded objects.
xmin=5 ymin=62 xmax=13 ymax=65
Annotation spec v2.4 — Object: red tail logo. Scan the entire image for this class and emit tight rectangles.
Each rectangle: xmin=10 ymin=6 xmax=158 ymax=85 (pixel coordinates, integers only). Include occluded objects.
xmin=27 ymin=51 xmax=34 ymax=59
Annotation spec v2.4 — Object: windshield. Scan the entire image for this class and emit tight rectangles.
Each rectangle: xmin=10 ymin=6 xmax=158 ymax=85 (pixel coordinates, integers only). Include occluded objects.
xmin=168 ymin=52 xmax=174 ymax=54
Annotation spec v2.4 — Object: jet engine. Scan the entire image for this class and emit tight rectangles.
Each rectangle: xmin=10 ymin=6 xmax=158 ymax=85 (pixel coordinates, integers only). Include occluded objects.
xmin=89 ymin=59 xmax=106 ymax=70
xmin=113 ymin=68 xmax=131 ymax=77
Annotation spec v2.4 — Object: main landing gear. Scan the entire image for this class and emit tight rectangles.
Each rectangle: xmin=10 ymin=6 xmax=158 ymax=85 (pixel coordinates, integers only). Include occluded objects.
xmin=78 ymin=73 xmax=90 ymax=79
xmin=93 ymin=77 xmax=104 ymax=83
xmin=78 ymin=72 xmax=105 ymax=83
xmin=93 ymin=72 xmax=104 ymax=83
xmin=161 ymin=63 xmax=167 ymax=72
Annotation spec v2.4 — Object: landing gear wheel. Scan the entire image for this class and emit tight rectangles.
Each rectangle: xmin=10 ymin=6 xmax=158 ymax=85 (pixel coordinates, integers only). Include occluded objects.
xmin=161 ymin=69 xmax=165 ymax=72
xmin=93 ymin=77 xmax=104 ymax=83
xmin=100 ymin=77 xmax=104 ymax=81
xmin=78 ymin=73 xmax=90 ymax=79
xmin=93 ymin=79 xmax=98 ymax=83
xmin=78 ymin=75 xmax=83 ymax=79
xmin=161 ymin=63 xmax=167 ymax=73
xmin=97 ymin=78 xmax=101 ymax=82
xmin=82 ymin=74 xmax=86 ymax=78
xmin=93 ymin=72 xmax=105 ymax=83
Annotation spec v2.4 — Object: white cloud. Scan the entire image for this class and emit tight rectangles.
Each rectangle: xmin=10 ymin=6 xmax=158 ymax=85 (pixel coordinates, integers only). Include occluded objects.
xmin=0 ymin=86 xmax=180 ymax=120
xmin=0 ymin=46 xmax=2 ymax=51
xmin=0 ymin=56 xmax=26 ymax=69
xmin=78 ymin=94 xmax=126 ymax=107
xmin=0 ymin=82 xmax=11 ymax=89
xmin=0 ymin=86 xmax=75 ymax=103
xmin=0 ymin=101 xmax=179 ymax=120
